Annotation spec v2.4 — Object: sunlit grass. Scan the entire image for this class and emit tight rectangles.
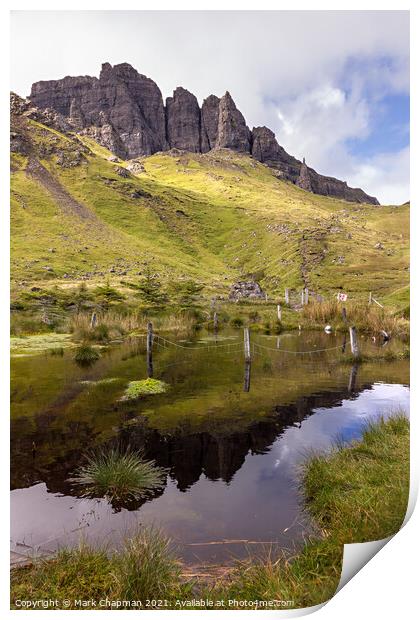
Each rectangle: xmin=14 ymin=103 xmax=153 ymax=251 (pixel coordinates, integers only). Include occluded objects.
xmin=122 ymin=378 xmax=168 ymax=400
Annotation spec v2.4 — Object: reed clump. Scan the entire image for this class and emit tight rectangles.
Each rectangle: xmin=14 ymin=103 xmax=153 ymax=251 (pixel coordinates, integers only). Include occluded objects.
xmin=69 ymin=310 xmax=199 ymax=343
xmin=302 ymin=300 xmax=409 ymax=337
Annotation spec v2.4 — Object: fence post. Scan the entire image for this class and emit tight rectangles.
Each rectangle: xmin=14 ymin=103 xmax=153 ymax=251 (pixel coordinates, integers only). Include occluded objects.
xmin=348 ymin=363 xmax=358 ymax=392
xmin=301 ymin=290 xmax=305 ymax=306
xmin=277 ymin=304 xmax=282 ymax=321
xmin=369 ymin=291 xmax=372 ymax=305
xmin=285 ymin=288 xmax=290 ymax=305
xmin=147 ymin=321 xmax=154 ymax=377
xmin=349 ymin=326 xmax=360 ymax=358
xmin=304 ymin=288 xmax=309 ymax=305
xmin=213 ymin=312 xmax=219 ymax=331
xmin=244 ymin=327 xmax=251 ymax=361
xmin=243 ymin=359 xmax=251 ymax=392
xmin=90 ymin=312 xmax=97 ymax=329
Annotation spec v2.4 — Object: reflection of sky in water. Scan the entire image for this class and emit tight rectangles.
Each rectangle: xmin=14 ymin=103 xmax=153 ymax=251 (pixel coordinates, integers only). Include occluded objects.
xmin=264 ymin=383 xmax=409 ymax=479
xmin=11 ymin=383 xmax=409 ymax=563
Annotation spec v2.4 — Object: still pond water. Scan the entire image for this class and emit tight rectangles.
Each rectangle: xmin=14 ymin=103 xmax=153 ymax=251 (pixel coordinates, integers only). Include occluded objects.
xmin=11 ymin=330 xmax=409 ymax=564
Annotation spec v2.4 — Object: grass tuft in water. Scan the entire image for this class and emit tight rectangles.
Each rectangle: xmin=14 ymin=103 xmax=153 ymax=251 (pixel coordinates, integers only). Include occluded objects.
xmin=69 ymin=447 xmax=167 ymax=504
xmin=74 ymin=344 xmax=100 ymax=365
xmin=122 ymin=378 xmax=168 ymax=400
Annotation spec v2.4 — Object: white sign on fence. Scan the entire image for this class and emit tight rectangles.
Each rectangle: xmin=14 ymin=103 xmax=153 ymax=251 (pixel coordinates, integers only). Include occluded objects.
xmin=337 ymin=293 xmax=348 ymax=302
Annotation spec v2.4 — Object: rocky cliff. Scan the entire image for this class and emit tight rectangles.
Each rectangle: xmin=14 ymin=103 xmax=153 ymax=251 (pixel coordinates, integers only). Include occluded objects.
xmin=28 ymin=62 xmax=379 ymax=204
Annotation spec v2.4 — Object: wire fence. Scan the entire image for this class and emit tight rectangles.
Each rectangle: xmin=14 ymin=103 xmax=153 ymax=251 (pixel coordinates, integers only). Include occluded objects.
xmin=138 ymin=331 xmax=348 ymax=357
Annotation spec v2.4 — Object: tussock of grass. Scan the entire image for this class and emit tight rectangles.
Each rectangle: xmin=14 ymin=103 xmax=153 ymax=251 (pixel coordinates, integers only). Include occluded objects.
xmin=114 ymin=526 xmax=184 ymax=602
xmin=74 ymin=344 xmax=100 ymax=365
xmin=122 ymin=378 xmax=168 ymax=400
xmin=69 ymin=447 xmax=167 ymax=504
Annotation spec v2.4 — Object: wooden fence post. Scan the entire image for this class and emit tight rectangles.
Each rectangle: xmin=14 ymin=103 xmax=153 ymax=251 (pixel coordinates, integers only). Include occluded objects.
xmin=304 ymin=288 xmax=309 ymax=305
xmin=348 ymin=363 xmax=358 ymax=392
xmin=90 ymin=312 xmax=97 ymax=329
xmin=277 ymin=304 xmax=282 ymax=321
xmin=243 ymin=359 xmax=251 ymax=392
xmin=147 ymin=321 xmax=154 ymax=377
xmin=301 ymin=290 xmax=305 ymax=306
xmin=244 ymin=328 xmax=251 ymax=361
xmin=285 ymin=288 xmax=290 ymax=305
xmin=213 ymin=312 xmax=219 ymax=331
xmin=349 ymin=326 xmax=360 ymax=358
xmin=369 ymin=291 xmax=372 ymax=305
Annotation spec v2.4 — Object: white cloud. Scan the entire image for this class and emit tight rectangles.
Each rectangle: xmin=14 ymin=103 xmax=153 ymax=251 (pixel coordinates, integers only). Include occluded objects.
xmin=347 ymin=147 xmax=409 ymax=205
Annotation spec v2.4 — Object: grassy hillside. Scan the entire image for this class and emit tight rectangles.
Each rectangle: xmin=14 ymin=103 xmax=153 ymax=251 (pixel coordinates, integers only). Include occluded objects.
xmin=11 ymin=116 xmax=409 ymax=312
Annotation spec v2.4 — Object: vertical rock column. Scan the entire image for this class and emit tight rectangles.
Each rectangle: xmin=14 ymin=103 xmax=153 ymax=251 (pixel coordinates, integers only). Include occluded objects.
xmin=166 ymin=87 xmax=201 ymax=152
xmin=215 ymin=92 xmax=251 ymax=152
xmin=296 ymin=158 xmax=313 ymax=192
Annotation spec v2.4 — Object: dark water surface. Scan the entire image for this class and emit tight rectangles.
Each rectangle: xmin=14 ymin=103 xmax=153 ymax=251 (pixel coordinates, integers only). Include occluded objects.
xmin=11 ymin=330 xmax=409 ymax=564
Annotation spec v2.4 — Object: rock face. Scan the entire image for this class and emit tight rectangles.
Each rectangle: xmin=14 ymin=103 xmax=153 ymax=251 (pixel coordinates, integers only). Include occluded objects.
xmin=30 ymin=62 xmax=167 ymax=159
xmin=296 ymin=158 xmax=312 ymax=192
xmin=28 ymin=62 xmax=379 ymax=204
xmin=251 ymin=126 xmax=300 ymax=180
xmin=215 ymin=92 xmax=251 ymax=152
xmin=229 ymin=281 xmax=265 ymax=301
xmin=200 ymin=94 xmax=220 ymax=152
xmin=166 ymin=87 xmax=201 ymax=152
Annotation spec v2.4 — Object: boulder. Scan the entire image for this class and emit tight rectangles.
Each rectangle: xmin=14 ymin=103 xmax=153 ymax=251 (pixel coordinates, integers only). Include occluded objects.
xmin=229 ymin=281 xmax=265 ymax=301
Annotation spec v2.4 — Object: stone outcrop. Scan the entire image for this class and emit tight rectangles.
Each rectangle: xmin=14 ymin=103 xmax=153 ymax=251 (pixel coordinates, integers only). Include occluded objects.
xmin=296 ymin=158 xmax=312 ymax=192
xmin=31 ymin=62 xmax=168 ymax=159
xmin=200 ymin=94 xmax=220 ymax=152
xmin=215 ymin=92 xmax=251 ymax=152
xmin=166 ymin=87 xmax=201 ymax=152
xmin=229 ymin=281 xmax=265 ymax=301
xmin=27 ymin=62 xmax=379 ymax=204
xmin=251 ymin=126 xmax=301 ymax=180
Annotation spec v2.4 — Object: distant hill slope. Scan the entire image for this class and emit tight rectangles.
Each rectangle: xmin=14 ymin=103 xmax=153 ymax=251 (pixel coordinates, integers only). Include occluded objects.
xmin=11 ymin=104 xmax=409 ymax=307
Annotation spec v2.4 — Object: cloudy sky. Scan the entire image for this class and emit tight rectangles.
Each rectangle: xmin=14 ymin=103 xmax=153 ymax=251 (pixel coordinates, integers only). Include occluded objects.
xmin=10 ymin=11 xmax=409 ymax=204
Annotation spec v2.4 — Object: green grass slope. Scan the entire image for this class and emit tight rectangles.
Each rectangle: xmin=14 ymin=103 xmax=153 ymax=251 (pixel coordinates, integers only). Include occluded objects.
xmin=11 ymin=117 xmax=409 ymax=308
